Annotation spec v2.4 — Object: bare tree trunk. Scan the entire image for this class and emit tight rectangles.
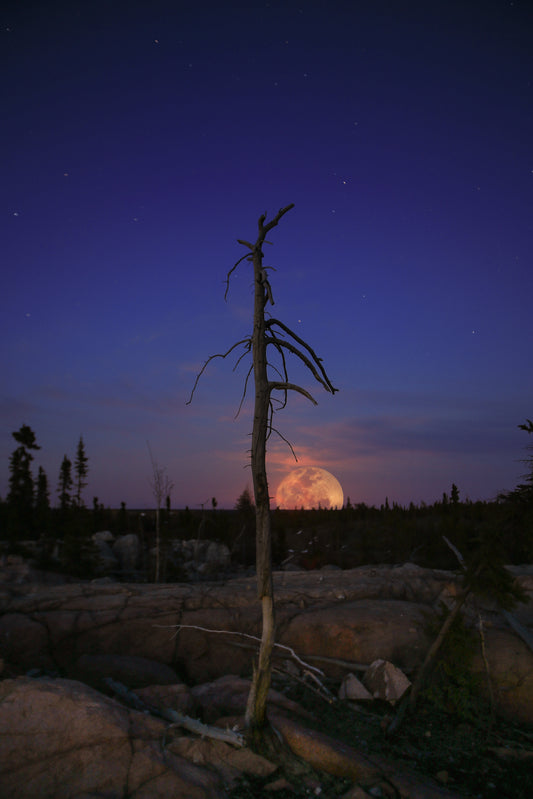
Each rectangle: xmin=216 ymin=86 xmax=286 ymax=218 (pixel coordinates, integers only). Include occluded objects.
xmin=147 ymin=442 xmax=173 ymax=585
xmin=244 ymin=214 xmax=282 ymax=738
xmin=187 ymin=203 xmax=336 ymax=749
xmin=155 ymin=505 xmax=160 ymax=583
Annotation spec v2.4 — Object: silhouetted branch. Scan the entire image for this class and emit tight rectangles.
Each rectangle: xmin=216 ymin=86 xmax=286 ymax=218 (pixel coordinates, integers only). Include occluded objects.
xmin=269 ymin=381 xmax=318 ymax=405
xmin=258 ymin=203 xmax=295 ymax=235
xmin=266 ymin=318 xmax=337 ymax=394
xmin=233 ymin=340 xmax=253 ymax=371
xmin=268 ymin=426 xmax=299 ymax=461
xmin=224 ymin=205 xmax=291 ymax=302
xmin=235 ymin=363 xmax=254 ymax=419
xmin=268 ymin=337 xmax=290 ymax=389
xmin=225 ymin=250 xmax=253 ymax=300
xmin=266 ymin=335 xmax=332 ymax=394
xmin=186 ymin=338 xmax=251 ymax=404
xmin=518 ymin=418 xmax=533 ymax=433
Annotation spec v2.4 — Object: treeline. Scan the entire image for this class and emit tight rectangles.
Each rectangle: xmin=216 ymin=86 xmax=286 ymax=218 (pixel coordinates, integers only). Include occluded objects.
xmin=0 ymin=425 xmax=251 ymax=544
xmin=1 ymin=425 xmax=95 ymax=539
xmin=1 ymin=422 xmax=532 ymax=576
xmin=271 ymin=488 xmax=533 ymax=570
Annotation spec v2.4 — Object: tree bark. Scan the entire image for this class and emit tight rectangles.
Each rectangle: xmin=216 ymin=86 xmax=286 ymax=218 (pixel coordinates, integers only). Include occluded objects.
xmin=245 ymin=221 xmax=278 ymax=736
xmin=244 ymin=206 xmax=295 ymax=740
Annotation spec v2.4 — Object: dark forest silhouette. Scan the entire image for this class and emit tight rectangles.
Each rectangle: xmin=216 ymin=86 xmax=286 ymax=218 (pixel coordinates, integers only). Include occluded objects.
xmin=1 ymin=420 xmax=532 ymax=579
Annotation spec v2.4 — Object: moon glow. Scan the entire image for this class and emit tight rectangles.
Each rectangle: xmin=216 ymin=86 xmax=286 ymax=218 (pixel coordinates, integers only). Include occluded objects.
xmin=276 ymin=466 xmax=344 ymax=510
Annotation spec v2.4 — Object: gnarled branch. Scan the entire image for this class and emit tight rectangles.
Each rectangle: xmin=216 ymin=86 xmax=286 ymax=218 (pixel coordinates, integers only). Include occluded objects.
xmin=186 ymin=338 xmax=251 ymax=404
xmin=266 ymin=317 xmax=337 ymax=395
xmin=266 ymin=336 xmax=332 ymax=395
xmin=225 ymin=250 xmax=253 ymax=300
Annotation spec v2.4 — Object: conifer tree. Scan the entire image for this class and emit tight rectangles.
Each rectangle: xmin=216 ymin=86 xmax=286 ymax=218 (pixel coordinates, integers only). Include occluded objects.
xmin=496 ymin=419 xmax=533 ymax=561
xmin=74 ymin=436 xmax=89 ymax=507
xmin=506 ymin=419 xmax=533 ymax=503
xmin=35 ymin=466 xmax=51 ymax=531
xmin=58 ymin=455 xmax=73 ymax=511
xmin=7 ymin=424 xmax=41 ymax=535
xmin=235 ymin=487 xmax=254 ymax=514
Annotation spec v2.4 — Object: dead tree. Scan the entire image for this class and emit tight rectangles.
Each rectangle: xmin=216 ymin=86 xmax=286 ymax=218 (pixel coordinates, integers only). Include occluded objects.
xmin=188 ymin=204 xmax=337 ymax=748
xmin=147 ymin=442 xmax=174 ymax=583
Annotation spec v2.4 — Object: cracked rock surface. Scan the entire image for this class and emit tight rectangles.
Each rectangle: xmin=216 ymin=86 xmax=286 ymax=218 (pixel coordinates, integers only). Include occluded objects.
xmin=1 ymin=565 xmax=532 ymax=722
xmin=0 ymin=676 xmax=225 ymax=798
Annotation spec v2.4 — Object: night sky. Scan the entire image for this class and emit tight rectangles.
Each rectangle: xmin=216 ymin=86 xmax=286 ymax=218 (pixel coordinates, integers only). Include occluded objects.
xmin=2 ymin=0 xmax=532 ymax=510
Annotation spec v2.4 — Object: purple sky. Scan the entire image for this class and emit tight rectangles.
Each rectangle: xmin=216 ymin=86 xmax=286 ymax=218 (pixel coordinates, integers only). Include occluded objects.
xmin=2 ymin=0 xmax=532 ymax=509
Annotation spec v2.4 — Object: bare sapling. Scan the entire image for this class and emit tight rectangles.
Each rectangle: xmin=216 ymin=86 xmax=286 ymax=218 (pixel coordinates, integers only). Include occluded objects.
xmin=147 ymin=442 xmax=174 ymax=583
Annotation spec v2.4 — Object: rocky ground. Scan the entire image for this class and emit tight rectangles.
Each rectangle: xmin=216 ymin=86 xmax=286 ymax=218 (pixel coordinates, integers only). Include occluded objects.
xmin=1 ymin=562 xmax=532 ymax=797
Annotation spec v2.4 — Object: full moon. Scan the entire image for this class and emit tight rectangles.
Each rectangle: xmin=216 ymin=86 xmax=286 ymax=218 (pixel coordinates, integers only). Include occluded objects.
xmin=275 ymin=466 xmax=344 ymax=510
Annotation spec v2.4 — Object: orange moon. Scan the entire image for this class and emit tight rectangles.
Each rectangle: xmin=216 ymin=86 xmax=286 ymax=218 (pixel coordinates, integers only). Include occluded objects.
xmin=275 ymin=466 xmax=344 ymax=510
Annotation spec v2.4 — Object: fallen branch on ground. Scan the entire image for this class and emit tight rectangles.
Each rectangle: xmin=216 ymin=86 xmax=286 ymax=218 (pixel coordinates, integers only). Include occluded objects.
xmin=104 ymin=677 xmax=245 ymax=747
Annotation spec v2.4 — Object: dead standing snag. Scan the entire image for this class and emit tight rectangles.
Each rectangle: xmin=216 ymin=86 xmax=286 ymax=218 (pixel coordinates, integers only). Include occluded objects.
xmin=188 ymin=204 xmax=337 ymax=748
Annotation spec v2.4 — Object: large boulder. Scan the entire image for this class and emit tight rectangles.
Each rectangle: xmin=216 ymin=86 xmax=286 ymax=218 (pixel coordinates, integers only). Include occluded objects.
xmin=0 ymin=612 xmax=55 ymax=671
xmin=471 ymin=626 xmax=533 ymax=726
xmin=112 ymin=533 xmax=141 ymax=572
xmin=91 ymin=531 xmax=119 ymax=573
xmin=74 ymin=653 xmax=180 ymax=690
xmin=205 ymin=541 xmax=231 ymax=568
xmin=190 ymin=674 xmax=314 ymax=725
xmin=279 ymin=598 xmax=430 ymax=675
xmin=0 ymin=675 xmax=465 ymax=799
xmin=0 ymin=566 xmax=531 ymax=724
xmin=135 ymin=681 xmax=195 ymax=715
xmin=0 ymin=677 xmax=225 ymax=798
xmin=166 ymin=538 xmax=231 ymax=579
